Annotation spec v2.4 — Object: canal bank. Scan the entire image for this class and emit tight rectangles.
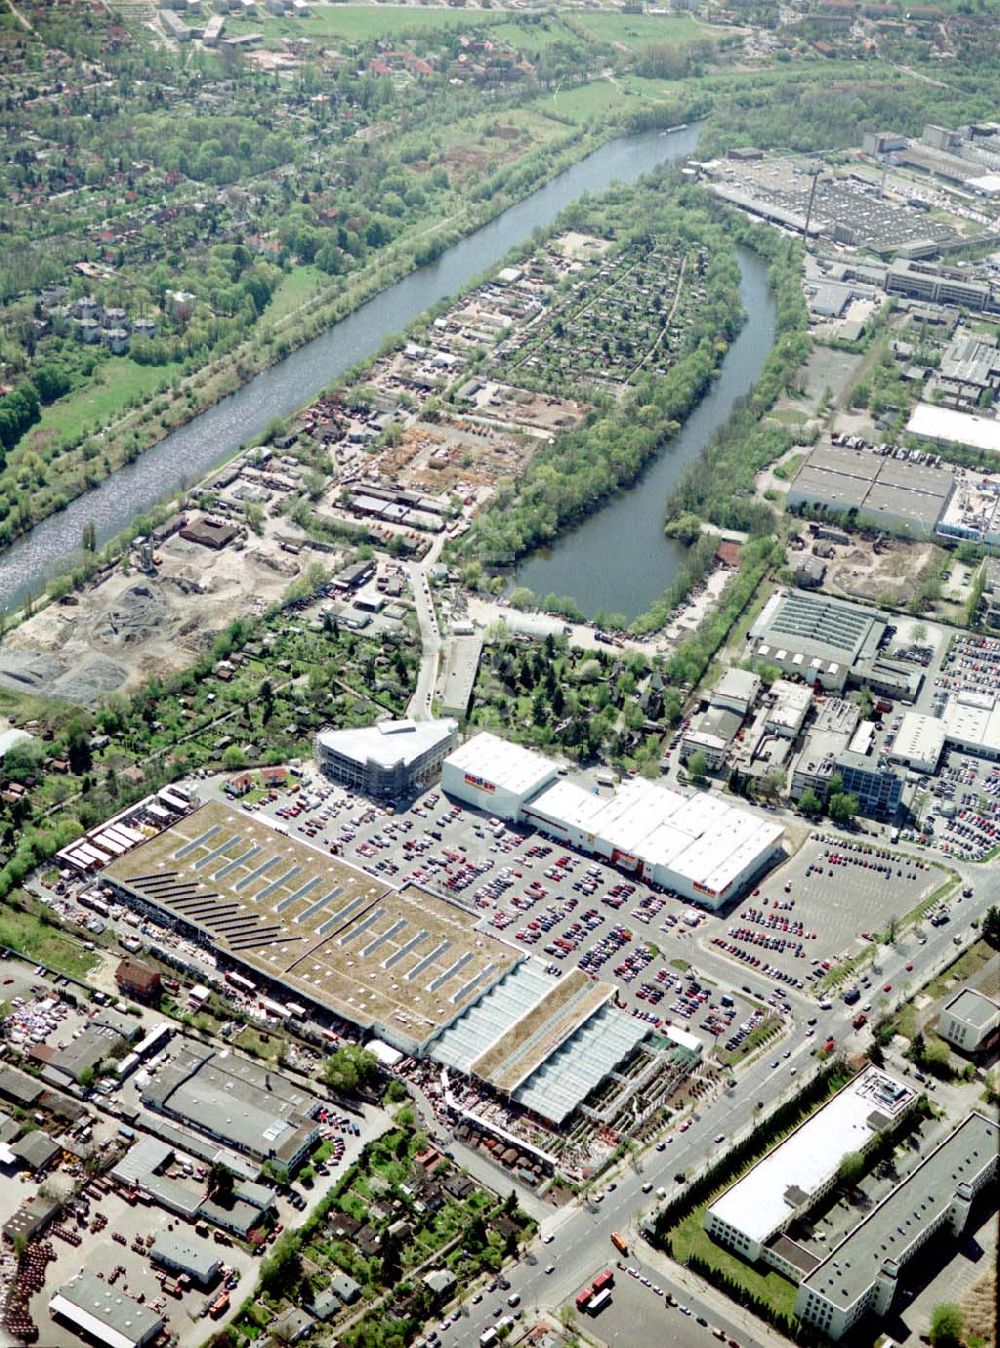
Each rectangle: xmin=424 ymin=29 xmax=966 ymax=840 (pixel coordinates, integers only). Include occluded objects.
xmin=514 ymin=246 xmax=776 ymax=622
xmin=0 ymin=126 xmax=704 ymax=616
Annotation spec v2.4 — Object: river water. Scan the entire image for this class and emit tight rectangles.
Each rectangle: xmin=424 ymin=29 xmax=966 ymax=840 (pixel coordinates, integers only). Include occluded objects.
xmin=515 ymin=246 xmax=774 ymax=619
xmin=0 ymin=123 xmax=773 ymax=617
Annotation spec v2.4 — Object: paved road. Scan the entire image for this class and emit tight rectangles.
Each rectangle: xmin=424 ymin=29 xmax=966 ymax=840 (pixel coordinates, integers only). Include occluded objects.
xmin=407 ymin=535 xmax=445 ymax=720
xmin=445 ymin=879 xmax=996 ymax=1348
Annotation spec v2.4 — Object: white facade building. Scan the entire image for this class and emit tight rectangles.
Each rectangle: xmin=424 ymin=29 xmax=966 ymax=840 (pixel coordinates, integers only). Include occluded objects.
xmin=523 ymin=776 xmax=783 ymax=907
xmin=705 ymin=1069 xmax=914 ymax=1264
xmin=937 ymin=988 xmax=1000 ymax=1054
xmin=888 ymin=711 xmax=946 ymax=773
xmin=441 ymin=733 xmax=559 ymax=820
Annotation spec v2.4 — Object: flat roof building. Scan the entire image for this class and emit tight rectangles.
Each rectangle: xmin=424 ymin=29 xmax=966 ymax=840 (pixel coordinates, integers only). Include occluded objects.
xmin=942 ymin=691 xmax=1000 ymax=761
xmin=706 ymin=1068 xmax=915 ymax=1266
xmin=522 ymin=775 xmax=784 ymax=907
xmin=441 ymin=732 xmax=560 ymax=821
xmin=750 ymin=590 xmax=887 ymax=692
xmin=141 ymin=1043 xmax=320 ymax=1178
xmin=795 ymin=1112 xmax=998 ymax=1340
xmin=102 ymin=800 xmax=516 ymax=1054
xmin=710 ymin=668 xmax=762 ymax=717
xmin=50 ymin=1271 xmax=164 ymax=1348
xmin=787 ymin=444 xmax=954 ymax=540
xmin=150 ymin=1231 xmax=221 ymax=1286
xmin=907 ymin=403 xmax=1000 ymax=454
xmin=887 ymin=710 xmax=946 ymax=773
xmin=316 ymin=719 xmax=458 ymax=799
xmin=937 ymin=988 xmax=1000 ymax=1054
xmin=765 ymin=679 xmax=814 ymax=738
xmin=428 ymin=961 xmax=648 ymax=1126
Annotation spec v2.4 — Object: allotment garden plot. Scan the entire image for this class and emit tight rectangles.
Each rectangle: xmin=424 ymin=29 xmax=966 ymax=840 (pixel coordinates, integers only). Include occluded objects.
xmin=496 ymin=237 xmax=706 ymax=397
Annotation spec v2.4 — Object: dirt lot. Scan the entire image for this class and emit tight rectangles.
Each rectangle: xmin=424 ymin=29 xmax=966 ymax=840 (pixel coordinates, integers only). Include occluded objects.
xmin=0 ymin=525 xmax=301 ymax=703
xmin=811 ymin=534 xmax=939 ymax=608
xmin=550 ymin=231 xmax=615 ymax=262
xmin=377 ymin=416 xmax=536 ymax=498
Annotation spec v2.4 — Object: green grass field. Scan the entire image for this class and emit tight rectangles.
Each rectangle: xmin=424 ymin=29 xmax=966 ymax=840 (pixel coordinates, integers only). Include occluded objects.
xmin=671 ymin=1205 xmax=800 ymax=1318
xmin=571 ymin=10 xmax=706 ymax=52
xmin=0 ymin=908 xmax=98 ymax=981
xmin=229 ymin=3 xmax=506 ymax=46
xmin=542 ymin=74 xmax=687 ymax=123
xmin=268 ymin=264 xmax=325 ymax=322
xmin=33 ymin=357 xmax=183 ymax=445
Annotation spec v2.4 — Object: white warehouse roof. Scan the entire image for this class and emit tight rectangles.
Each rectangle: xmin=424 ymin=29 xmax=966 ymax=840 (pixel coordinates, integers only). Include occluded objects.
xmin=444 ymin=732 xmax=558 ymax=798
xmin=890 ymin=711 xmax=946 ymax=770
xmin=526 ymin=777 xmax=783 ymax=901
xmin=907 ymin=403 xmax=1000 ymax=454
xmin=707 ymin=1069 xmax=914 ymax=1246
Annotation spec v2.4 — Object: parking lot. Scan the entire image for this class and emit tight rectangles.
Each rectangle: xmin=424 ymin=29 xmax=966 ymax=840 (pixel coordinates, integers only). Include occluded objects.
xmin=711 ymin=835 xmax=939 ymax=989
xmin=228 ymin=775 xmax=794 ymax=1064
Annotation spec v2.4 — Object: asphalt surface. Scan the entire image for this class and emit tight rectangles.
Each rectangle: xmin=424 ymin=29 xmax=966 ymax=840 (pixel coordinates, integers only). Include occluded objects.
xmin=441 ymin=877 xmax=997 ymax=1348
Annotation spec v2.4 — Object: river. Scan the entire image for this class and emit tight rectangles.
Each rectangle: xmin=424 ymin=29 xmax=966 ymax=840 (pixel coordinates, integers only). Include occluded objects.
xmin=515 ymin=245 xmax=774 ymax=619
xmin=0 ymin=125 xmax=706 ymax=614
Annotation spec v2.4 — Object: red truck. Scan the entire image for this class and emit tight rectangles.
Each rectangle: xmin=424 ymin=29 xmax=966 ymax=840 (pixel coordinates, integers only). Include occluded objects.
xmin=576 ymin=1270 xmax=615 ymax=1312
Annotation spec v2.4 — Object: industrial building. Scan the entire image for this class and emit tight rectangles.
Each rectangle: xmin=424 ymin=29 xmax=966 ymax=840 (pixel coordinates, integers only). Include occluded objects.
xmin=710 ymin=668 xmax=762 ymax=717
xmin=50 ymin=1271 xmax=164 ymax=1348
xmin=764 ymin=679 xmax=814 ymax=739
xmin=941 ymin=691 xmax=1000 ymax=761
xmin=749 ymin=591 xmax=886 ymax=693
xmin=908 ymin=403 xmax=1000 ymax=455
xmin=681 ymin=706 xmax=743 ymax=771
xmin=790 ymin=699 xmax=861 ymax=803
xmin=787 ymin=443 xmax=954 ymax=540
xmin=442 ymin=735 xmax=785 ymax=906
xmin=705 ymin=1068 xmax=914 ymax=1268
xmin=427 ymin=964 xmax=649 ymax=1126
xmin=150 ymin=1231 xmax=221 ymax=1287
xmin=795 ymin=1113 xmax=998 ymax=1340
xmin=141 ymin=1044 xmax=320 ymax=1179
xmin=441 ymin=733 xmax=560 ymax=820
xmin=887 ymin=711 xmax=946 ymax=773
xmin=315 ymin=719 xmax=458 ymax=799
xmin=102 ymin=800 xmax=518 ymax=1054
xmin=522 ymin=777 xmax=784 ymax=907
xmin=937 ymin=989 xmax=1000 ymax=1055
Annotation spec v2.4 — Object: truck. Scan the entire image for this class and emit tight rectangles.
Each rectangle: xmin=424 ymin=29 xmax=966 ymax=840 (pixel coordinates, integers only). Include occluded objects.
xmin=208 ymin=1293 xmax=230 ymax=1319
xmin=852 ymin=1012 xmax=868 ymax=1029
xmin=610 ymin=1231 xmax=628 ymax=1255
xmin=592 ymin=1270 xmax=615 ymax=1294
xmin=588 ymin=1289 xmax=612 ymax=1315
xmin=479 ymin=1330 xmax=499 ymax=1348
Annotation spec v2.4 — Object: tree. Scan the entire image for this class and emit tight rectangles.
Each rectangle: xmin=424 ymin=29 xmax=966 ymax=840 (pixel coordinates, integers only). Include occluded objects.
xmin=82 ymin=520 xmax=98 ymax=553
xmin=885 ymin=913 xmax=899 ymax=945
xmin=798 ymin=787 xmax=823 ymax=817
xmin=868 ymin=1040 xmax=885 ymax=1067
xmin=688 ymin=749 xmax=709 ymax=783
xmin=208 ymin=1162 xmax=235 ymax=1204
xmin=836 ymin=1151 xmax=865 ymax=1186
xmin=982 ymin=904 xmax=1000 ymax=949
xmin=828 ymin=791 xmax=858 ymax=825
xmin=929 ymin=1304 xmax=964 ymax=1348
xmin=322 ymin=1044 xmax=379 ymax=1093
xmin=66 ymin=727 xmax=93 ymax=776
